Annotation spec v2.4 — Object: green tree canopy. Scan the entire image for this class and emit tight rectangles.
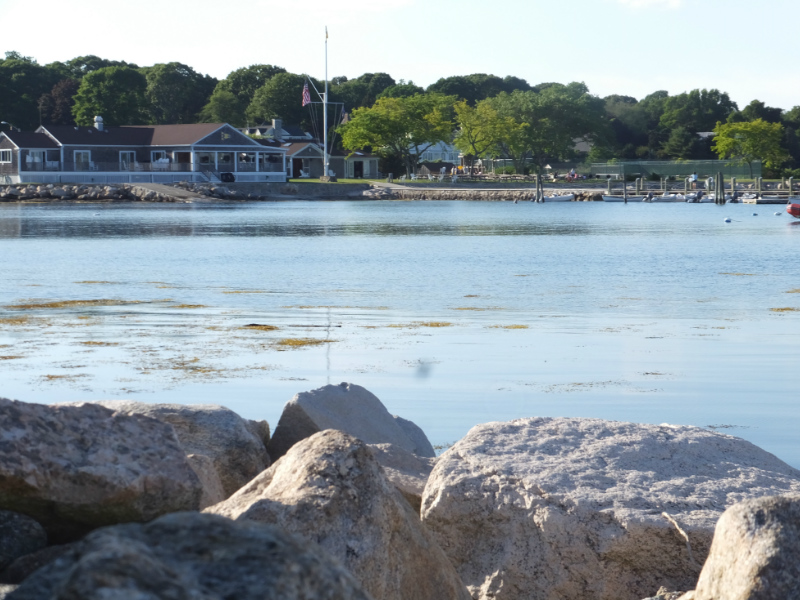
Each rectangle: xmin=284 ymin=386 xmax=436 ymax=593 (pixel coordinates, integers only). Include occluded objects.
xmin=660 ymin=89 xmax=737 ymax=133
xmin=245 ymin=72 xmax=322 ymax=128
xmin=38 ymin=78 xmax=80 ymax=125
xmin=339 ymin=92 xmax=455 ymax=175
xmin=488 ymin=83 xmax=606 ymax=198
xmin=378 ymin=80 xmax=424 ymax=99
xmin=71 ymin=66 xmax=148 ymax=126
xmin=0 ymin=52 xmax=64 ymax=129
xmin=427 ymin=73 xmax=530 ymax=105
xmin=330 ymin=73 xmax=396 ymax=110
xmin=453 ymin=99 xmax=517 ymax=168
xmin=142 ymin=62 xmax=216 ymax=124
xmin=660 ymin=126 xmax=698 ymax=159
xmin=64 ymin=55 xmax=137 ymax=79
xmin=200 ymin=64 xmax=286 ymax=126
xmin=713 ymin=118 xmax=787 ymax=178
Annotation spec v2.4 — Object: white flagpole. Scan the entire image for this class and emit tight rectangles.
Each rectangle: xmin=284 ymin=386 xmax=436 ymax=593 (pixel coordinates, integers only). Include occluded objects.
xmin=323 ymin=26 xmax=329 ymax=178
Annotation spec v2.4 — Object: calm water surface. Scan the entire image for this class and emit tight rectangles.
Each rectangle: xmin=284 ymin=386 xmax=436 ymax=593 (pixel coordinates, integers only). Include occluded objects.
xmin=1 ymin=200 xmax=799 ymax=464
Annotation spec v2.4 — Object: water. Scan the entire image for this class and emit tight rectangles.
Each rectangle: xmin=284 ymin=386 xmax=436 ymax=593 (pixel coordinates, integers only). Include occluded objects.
xmin=1 ymin=200 xmax=799 ymax=464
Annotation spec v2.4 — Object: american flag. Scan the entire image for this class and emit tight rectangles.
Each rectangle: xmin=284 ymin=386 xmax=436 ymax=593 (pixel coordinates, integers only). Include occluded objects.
xmin=302 ymin=83 xmax=311 ymax=107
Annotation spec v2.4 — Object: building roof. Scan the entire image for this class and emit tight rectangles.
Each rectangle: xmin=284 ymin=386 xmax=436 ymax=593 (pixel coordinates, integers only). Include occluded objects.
xmin=281 ymin=142 xmax=324 ymax=158
xmin=34 ymin=123 xmax=267 ymax=148
xmin=1 ymin=131 xmax=59 ymax=149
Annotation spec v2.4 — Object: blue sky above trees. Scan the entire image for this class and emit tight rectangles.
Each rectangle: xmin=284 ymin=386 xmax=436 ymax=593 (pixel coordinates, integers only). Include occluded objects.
xmin=3 ymin=0 xmax=799 ymax=112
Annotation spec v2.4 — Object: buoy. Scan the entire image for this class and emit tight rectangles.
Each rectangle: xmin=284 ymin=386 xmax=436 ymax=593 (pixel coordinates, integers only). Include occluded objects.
xmin=775 ymin=212 xmax=781 ymax=216
xmin=752 ymin=213 xmax=758 ymax=216
xmin=724 ymin=217 xmax=732 ymax=223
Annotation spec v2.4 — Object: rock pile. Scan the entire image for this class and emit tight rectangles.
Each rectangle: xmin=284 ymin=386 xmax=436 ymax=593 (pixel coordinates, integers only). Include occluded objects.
xmin=0 ymin=184 xmax=134 ymax=201
xmin=170 ymin=181 xmax=248 ymax=199
xmin=2 ymin=387 xmax=800 ymax=599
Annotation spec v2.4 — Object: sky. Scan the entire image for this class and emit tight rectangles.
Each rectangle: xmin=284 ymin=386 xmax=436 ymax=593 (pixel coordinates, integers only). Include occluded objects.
xmin=2 ymin=0 xmax=799 ymax=111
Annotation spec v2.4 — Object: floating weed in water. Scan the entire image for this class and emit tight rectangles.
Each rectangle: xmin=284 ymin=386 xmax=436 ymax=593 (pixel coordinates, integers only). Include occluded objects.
xmin=488 ymin=324 xmax=529 ymax=329
xmin=75 ymin=281 xmax=118 ymax=285
xmin=223 ymin=290 xmax=269 ymax=295
xmin=453 ymin=307 xmax=502 ymax=311
xmin=171 ymin=304 xmax=207 ymax=309
xmin=0 ymin=355 xmax=24 ymax=360
xmin=706 ymin=424 xmax=751 ymax=430
xmin=463 ymin=294 xmax=480 ymax=298
xmin=6 ymin=299 xmax=148 ymax=310
xmin=283 ymin=305 xmax=389 ymax=310
xmin=78 ymin=341 xmax=119 ymax=347
xmin=40 ymin=373 xmax=90 ymax=382
xmin=786 ymin=289 xmax=800 ymax=294
xmin=0 ymin=316 xmax=32 ymax=326
xmin=393 ymin=321 xmax=455 ymax=328
xmin=243 ymin=324 xmax=280 ymax=331
xmin=770 ymin=307 xmax=800 ymax=312
xmin=719 ymin=272 xmax=758 ymax=276
xmin=274 ymin=337 xmax=336 ymax=349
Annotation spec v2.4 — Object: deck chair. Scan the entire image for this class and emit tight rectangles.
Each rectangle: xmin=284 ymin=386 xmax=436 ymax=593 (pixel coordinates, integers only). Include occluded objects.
xmin=438 ymin=174 xmax=445 ymax=183
xmin=410 ymin=174 xmax=418 ymax=181
xmin=399 ymin=175 xmax=406 ymax=182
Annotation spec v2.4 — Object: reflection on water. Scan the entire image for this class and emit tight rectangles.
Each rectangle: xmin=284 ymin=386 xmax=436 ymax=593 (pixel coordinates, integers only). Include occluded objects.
xmin=1 ymin=200 xmax=799 ymax=466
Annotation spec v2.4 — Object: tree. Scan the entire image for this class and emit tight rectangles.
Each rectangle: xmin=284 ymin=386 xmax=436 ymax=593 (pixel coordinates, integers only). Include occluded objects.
xmin=0 ymin=52 xmax=63 ymax=129
xmin=142 ymin=62 xmax=216 ymax=124
xmin=740 ymin=100 xmax=783 ymax=124
xmin=200 ymin=64 xmax=286 ymax=126
xmin=71 ymin=66 xmax=148 ymax=126
xmin=713 ymin=119 xmax=787 ymax=178
xmin=453 ymin=99 xmax=516 ymax=170
xmin=660 ymin=126 xmax=698 ymax=159
xmin=65 ymin=55 xmax=137 ymax=79
xmin=331 ymin=73 xmax=396 ymax=110
xmin=199 ymin=89 xmax=242 ymax=125
xmin=427 ymin=74 xmax=528 ymax=106
xmin=339 ymin=93 xmax=456 ymax=176
xmin=378 ymin=80 xmax=424 ymax=99
xmin=488 ymin=83 xmax=607 ymax=200
xmin=660 ymin=89 xmax=737 ymax=133
xmin=245 ymin=72 xmax=321 ymax=128
xmin=38 ymin=78 xmax=80 ymax=125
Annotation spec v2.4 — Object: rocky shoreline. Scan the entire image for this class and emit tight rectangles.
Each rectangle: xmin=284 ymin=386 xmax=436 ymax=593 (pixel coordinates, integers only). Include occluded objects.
xmin=1 ymin=383 xmax=799 ymax=599
xmin=0 ymin=182 xmax=603 ymax=203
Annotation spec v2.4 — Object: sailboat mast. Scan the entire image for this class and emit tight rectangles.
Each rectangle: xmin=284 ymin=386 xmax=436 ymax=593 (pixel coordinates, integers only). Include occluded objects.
xmin=323 ymin=26 xmax=328 ymax=177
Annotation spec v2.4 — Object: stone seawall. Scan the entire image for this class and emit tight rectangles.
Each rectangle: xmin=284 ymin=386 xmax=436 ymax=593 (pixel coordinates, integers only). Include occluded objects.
xmin=364 ymin=187 xmax=603 ymax=202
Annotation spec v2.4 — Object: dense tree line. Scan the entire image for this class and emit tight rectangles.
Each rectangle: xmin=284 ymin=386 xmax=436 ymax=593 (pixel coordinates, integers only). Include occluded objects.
xmin=1 ymin=51 xmax=799 ymax=176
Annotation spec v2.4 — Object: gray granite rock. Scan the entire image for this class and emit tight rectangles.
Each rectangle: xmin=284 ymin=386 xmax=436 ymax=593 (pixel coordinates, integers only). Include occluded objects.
xmin=0 ymin=545 xmax=72 ymax=585
xmin=421 ymin=417 xmax=800 ymax=600
xmin=185 ymin=453 xmax=227 ymax=509
xmin=267 ymin=382 xmax=434 ymax=460
xmin=0 ymin=398 xmax=202 ymax=543
xmin=392 ymin=414 xmax=436 ymax=457
xmin=693 ymin=495 xmax=800 ymax=600
xmin=81 ymin=400 xmax=270 ymax=497
xmin=207 ymin=430 xmax=469 ymax=600
xmin=0 ymin=512 xmax=46 ymax=572
xmin=7 ymin=512 xmax=372 ymax=600
xmin=368 ymin=443 xmax=435 ymax=513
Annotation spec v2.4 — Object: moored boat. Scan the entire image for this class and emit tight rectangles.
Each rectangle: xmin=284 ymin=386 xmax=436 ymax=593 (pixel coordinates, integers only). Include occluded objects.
xmin=787 ymin=202 xmax=800 ymax=218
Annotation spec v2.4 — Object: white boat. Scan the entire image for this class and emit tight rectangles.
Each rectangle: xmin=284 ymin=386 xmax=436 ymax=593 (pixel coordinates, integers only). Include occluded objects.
xmin=650 ymin=193 xmax=685 ymax=202
xmin=602 ymin=195 xmax=629 ymax=202
xmin=539 ymin=194 xmax=574 ymax=202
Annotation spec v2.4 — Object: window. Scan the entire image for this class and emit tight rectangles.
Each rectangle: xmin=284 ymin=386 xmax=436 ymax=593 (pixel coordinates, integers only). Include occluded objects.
xmin=120 ymin=151 xmax=136 ymax=170
xmin=74 ymin=150 xmax=91 ymax=171
xmin=151 ymin=151 xmax=167 ymax=162
xmin=0 ymin=150 xmax=11 ymax=163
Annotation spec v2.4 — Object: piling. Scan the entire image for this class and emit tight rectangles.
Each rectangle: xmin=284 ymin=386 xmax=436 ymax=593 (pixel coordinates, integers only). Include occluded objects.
xmin=716 ymin=171 xmax=724 ymax=204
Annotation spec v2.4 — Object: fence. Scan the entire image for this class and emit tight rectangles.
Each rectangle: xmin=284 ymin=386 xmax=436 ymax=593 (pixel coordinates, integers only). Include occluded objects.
xmin=591 ymin=160 xmax=762 ymax=180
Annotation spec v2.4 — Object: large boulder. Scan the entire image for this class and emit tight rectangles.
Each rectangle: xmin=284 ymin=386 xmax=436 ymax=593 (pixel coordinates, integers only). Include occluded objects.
xmin=368 ymin=443 xmax=435 ymax=513
xmin=206 ymin=430 xmax=470 ymax=600
xmin=267 ymin=382 xmax=434 ymax=460
xmin=7 ymin=512 xmax=372 ymax=600
xmin=421 ymin=417 xmax=800 ymax=600
xmin=693 ymin=495 xmax=800 ymax=600
xmin=0 ymin=512 xmax=46 ymax=572
xmin=77 ymin=401 xmax=270 ymax=498
xmin=0 ymin=398 xmax=202 ymax=542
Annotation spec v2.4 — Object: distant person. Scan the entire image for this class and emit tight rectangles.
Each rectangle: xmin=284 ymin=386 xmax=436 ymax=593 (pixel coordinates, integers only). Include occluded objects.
xmin=707 ymin=176 xmax=714 ymax=191
xmin=690 ymin=172 xmax=698 ymax=189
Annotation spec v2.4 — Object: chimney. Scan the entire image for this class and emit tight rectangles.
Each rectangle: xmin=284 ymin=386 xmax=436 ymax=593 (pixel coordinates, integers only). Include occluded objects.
xmin=272 ymin=118 xmax=282 ymax=139
xmin=94 ymin=116 xmax=104 ymax=131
